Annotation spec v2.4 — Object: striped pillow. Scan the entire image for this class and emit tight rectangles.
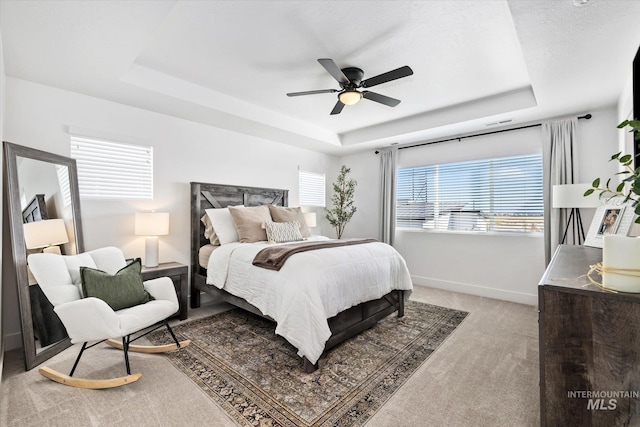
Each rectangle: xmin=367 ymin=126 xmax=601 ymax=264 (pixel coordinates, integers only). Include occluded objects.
xmin=265 ymin=221 xmax=303 ymax=244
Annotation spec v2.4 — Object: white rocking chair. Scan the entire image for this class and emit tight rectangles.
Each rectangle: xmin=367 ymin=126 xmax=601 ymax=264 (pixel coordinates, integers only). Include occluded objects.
xmin=27 ymin=247 xmax=191 ymax=389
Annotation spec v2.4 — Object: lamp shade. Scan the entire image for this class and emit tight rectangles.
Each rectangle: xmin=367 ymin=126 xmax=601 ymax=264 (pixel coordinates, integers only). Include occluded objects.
xmin=338 ymin=90 xmax=362 ymax=105
xmin=303 ymin=212 xmax=317 ymax=228
xmin=552 ymin=184 xmax=600 ymax=208
xmin=23 ymin=219 xmax=69 ymax=250
xmin=135 ymin=212 xmax=170 ymax=236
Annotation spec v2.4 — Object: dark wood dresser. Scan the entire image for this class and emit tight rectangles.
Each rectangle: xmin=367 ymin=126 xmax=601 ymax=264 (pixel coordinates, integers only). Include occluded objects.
xmin=539 ymin=244 xmax=640 ymax=426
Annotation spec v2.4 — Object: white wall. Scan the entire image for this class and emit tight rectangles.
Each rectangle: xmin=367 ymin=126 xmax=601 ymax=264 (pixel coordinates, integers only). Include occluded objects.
xmin=326 ymin=154 xmax=381 ymax=240
xmin=0 ymin=25 xmax=5 ymax=377
xmin=2 ymin=77 xmax=337 ymax=349
xmin=339 ymin=107 xmax=620 ymax=306
xmin=575 ymin=108 xmax=626 ymax=228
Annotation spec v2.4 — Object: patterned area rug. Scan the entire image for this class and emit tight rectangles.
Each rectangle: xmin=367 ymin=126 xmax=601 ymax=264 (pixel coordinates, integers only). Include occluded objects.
xmin=149 ymin=300 xmax=467 ymax=427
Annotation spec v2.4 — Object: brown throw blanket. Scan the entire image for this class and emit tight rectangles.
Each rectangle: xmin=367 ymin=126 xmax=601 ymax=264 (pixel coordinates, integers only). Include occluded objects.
xmin=252 ymin=238 xmax=378 ymax=271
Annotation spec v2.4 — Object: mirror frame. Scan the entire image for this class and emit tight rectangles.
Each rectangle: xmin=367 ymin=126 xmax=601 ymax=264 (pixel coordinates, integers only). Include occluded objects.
xmin=3 ymin=141 xmax=85 ymax=370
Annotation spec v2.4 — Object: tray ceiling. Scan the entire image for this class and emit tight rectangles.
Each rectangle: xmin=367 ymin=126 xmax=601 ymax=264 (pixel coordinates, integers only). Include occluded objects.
xmin=2 ymin=0 xmax=639 ymax=154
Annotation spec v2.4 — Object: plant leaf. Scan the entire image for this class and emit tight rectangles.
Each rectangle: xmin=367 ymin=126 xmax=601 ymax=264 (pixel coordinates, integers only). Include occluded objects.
xmin=593 ymin=177 xmax=600 ymax=188
xmin=583 ymin=188 xmax=595 ymax=196
xmin=620 ymin=154 xmax=632 ymax=163
xmin=617 ymin=182 xmax=626 ymax=192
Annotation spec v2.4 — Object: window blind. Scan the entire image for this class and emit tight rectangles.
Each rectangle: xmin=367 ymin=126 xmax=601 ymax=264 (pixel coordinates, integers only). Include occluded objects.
xmin=397 ymin=154 xmax=543 ymax=234
xmin=299 ymin=170 xmax=325 ymax=207
xmin=70 ymin=136 xmax=153 ymax=200
xmin=55 ymin=164 xmax=72 ymax=207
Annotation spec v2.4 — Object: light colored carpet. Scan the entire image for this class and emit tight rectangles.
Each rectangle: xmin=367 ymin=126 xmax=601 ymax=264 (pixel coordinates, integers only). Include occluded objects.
xmin=147 ymin=300 xmax=467 ymax=426
xmin=1 ymin=285 xmax=540 ymax=426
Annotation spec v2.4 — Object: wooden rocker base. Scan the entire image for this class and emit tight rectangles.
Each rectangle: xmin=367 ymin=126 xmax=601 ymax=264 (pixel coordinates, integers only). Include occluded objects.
xmin=38 ymin=366 xmax=141 ymax=389
xmin=105 ymin=338 xmax=192 ymax=353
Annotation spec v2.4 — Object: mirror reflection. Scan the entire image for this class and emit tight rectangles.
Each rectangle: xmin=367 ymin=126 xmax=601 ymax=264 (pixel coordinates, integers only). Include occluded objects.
xmin=3 ymin=141 xmax=84 ymax=370
xmin=17 ymin=156 xmax=77 ymax=354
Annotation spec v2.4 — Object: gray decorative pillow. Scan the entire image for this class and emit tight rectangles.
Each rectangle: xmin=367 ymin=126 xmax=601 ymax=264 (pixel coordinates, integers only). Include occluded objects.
xmin=268 ymin=205 xmax=311 ymax=238
xmin=265 ymin=221 xmax=304 ymax=244
xmin=80 ymin=259 xmax=154 ymax=311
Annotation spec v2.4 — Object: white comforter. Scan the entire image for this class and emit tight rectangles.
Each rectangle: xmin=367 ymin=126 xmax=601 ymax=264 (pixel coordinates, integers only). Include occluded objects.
xmin=206 ymin=237 xmax=413 ymax=364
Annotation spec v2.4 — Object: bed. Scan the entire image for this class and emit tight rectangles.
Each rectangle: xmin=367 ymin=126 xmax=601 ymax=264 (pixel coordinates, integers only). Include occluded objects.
xmin=190 ymin=182 xmax=412 ymax=372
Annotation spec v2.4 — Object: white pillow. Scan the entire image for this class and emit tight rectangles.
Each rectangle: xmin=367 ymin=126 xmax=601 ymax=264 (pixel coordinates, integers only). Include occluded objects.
xmin=205 ymin=207 xmax=242 ymax=245
xmin=62 ymin=252 xmax=97 ymax=286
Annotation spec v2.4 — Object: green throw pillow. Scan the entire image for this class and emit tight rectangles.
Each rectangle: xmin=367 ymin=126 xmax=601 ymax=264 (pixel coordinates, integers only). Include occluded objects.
xmin=80 ymin=258 xmax=154 ymax=311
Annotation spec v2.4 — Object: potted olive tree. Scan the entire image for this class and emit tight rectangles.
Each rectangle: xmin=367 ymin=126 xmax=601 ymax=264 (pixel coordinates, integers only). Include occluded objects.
xmin=326 ymin=165 xmax=357 ymax=239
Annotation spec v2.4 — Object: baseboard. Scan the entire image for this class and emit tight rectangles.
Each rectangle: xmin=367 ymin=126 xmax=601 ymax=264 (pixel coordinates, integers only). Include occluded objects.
xmin=411 ymin=275 xmax=538 ymax=306
xmin=3 ymin=331 xmax=23 ymax=352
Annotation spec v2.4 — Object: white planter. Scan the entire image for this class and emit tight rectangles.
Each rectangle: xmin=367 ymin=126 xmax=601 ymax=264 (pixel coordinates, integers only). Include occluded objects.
xmin=602 ymin=235 xmax=640 ymax=293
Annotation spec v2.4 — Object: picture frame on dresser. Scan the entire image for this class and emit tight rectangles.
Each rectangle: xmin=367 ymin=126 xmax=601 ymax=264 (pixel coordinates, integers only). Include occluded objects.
xmin=584 ymin=201 xmax=635 ymax=248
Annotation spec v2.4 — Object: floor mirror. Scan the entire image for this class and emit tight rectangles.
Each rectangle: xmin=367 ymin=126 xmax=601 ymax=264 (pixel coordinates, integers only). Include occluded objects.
xmin=2 ymin=141 xmax=84 ymax=370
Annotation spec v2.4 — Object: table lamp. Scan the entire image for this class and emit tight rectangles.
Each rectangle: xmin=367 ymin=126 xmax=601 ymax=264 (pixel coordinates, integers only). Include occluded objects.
xmin=135 ymin=212 xmax=170 ymax=267
xmin=552 ymin=183 xmax=599 ymax=244
xmin=303 ymin=212 xmax=317 ymax=229
xmin=23 ymin=219 xmax=69 ymax=255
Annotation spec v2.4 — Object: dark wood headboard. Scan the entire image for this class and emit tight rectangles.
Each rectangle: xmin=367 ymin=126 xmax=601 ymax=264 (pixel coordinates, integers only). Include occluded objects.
xmin=22 ymin=194 xmax=48 ymax=223
xmin=190 ymin=182 xmax=289 ymax=277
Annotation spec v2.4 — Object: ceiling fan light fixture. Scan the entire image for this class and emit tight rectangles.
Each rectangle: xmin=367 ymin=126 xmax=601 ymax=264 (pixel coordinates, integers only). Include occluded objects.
xmin=339 ymin=90 xmax=362 ymax=106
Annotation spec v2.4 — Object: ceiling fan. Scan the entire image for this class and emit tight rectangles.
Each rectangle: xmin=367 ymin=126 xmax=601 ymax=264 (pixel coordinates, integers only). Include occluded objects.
xmin=286 ymin=58 xmax=414 ymax=115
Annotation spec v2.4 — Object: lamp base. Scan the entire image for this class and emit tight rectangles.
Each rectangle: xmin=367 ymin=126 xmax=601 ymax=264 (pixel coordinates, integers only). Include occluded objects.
xmin=561 ymin=208 xmax=586 ymax=245
xmin=144 ymin=236 xmax=159 ymax=267
xmin=43 ymin=245 xmax=62 ymax=255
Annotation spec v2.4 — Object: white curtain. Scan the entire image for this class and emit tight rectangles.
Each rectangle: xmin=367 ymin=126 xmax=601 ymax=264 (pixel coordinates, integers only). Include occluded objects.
xmin=380 ymin=147 xmax=398 ymax=245
xmin=542 ymin=118 xmax=578 ymax=264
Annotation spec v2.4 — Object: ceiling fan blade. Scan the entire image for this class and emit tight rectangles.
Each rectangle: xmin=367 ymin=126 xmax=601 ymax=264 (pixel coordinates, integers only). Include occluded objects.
xmin=330 ymin=100 xmax=345 ymax=115
xmin=287 ymin=89 xmax=338 ymax=97
xmin=318 ymin=58 xmax=350 ymax=85
xmin=362 ymin=91 xmax=401 ymax=107
xmin=361 ymin=66 xmax=413 ymax=88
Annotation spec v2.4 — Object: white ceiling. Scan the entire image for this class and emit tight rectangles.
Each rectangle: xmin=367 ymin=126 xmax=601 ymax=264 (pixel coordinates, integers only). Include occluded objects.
xmin=1 ymin=0 xmax=640 ymax=155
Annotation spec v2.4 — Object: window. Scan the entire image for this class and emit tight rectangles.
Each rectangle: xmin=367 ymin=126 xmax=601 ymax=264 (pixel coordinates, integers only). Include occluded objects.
xmin=56 ymin=164 xmax=72 ymax=207
xmin=397 ymin=154 xmax=543 ymax=234
xmin=299 ymin=170 xmax=325 ymax=207
xmin=70 ymin=136 xmax=153 ymax=200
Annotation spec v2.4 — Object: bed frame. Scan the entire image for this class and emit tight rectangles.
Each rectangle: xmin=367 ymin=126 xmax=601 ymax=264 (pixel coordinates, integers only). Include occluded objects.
xmin=189 ymin=182 xmax=404 ymax=373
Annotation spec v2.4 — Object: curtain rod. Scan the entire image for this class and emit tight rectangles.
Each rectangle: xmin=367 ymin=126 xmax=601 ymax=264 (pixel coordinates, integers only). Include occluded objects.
xmin=374 ymin=113 xmax=592 ymax=154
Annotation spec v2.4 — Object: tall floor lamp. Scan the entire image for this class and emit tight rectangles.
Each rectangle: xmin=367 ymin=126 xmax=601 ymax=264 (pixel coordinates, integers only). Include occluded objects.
xmin=552 ymin=184 xmax=599 ymax=244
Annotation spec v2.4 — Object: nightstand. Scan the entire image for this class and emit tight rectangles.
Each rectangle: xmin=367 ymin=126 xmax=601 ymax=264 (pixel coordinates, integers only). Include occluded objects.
xmin=141 ymin=262 xmax=188 ymax=320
